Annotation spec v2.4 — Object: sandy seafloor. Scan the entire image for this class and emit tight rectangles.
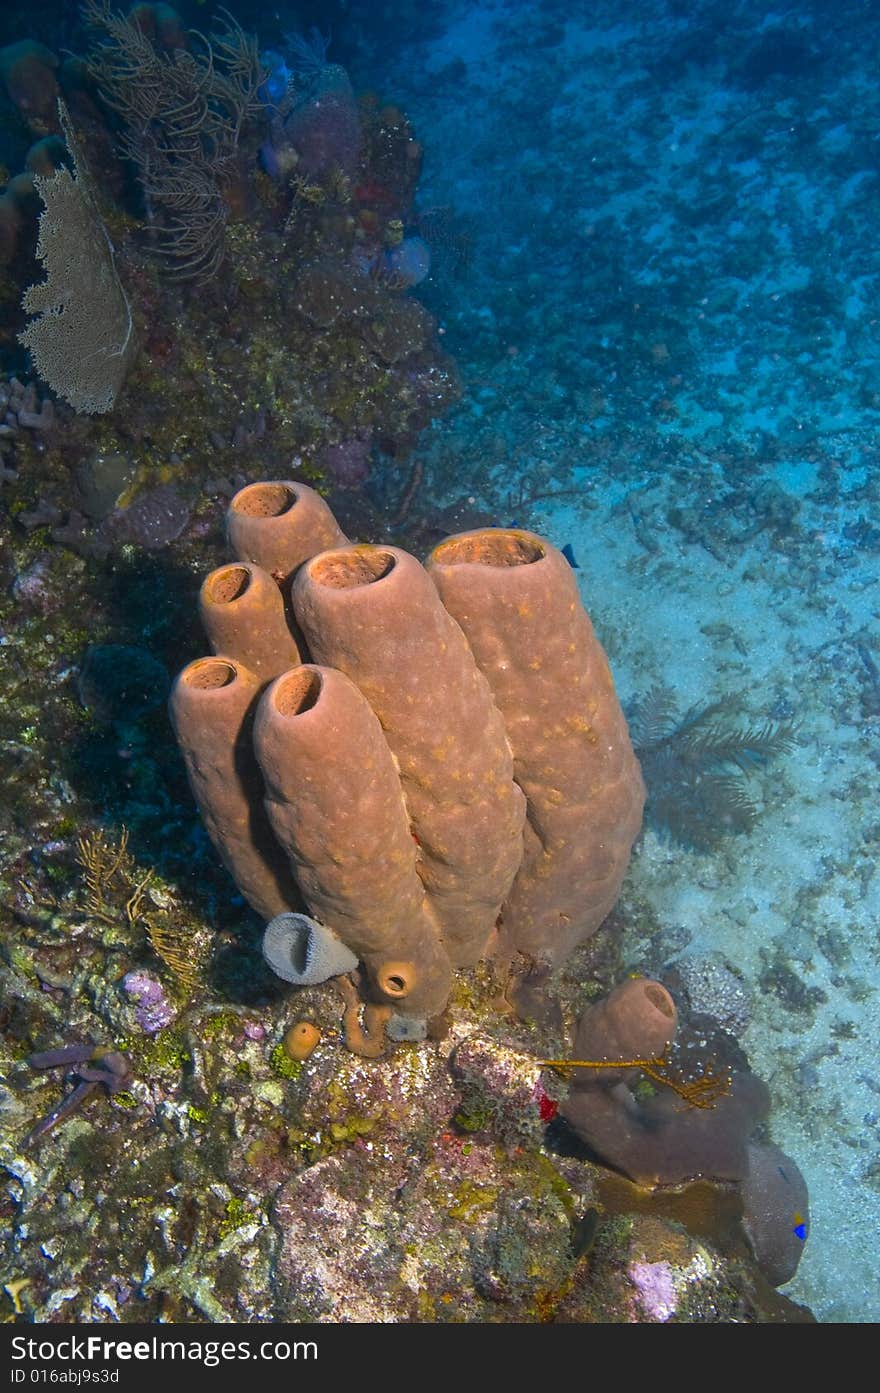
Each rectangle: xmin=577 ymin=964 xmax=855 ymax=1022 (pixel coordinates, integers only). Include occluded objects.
xmin=338 ymin=0 xmax=880 ymax=1322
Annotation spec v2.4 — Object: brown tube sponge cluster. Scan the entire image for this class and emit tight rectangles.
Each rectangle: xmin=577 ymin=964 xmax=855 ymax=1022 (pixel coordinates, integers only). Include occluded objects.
xmin=170 ymin=481 xmax=645 ymax=1033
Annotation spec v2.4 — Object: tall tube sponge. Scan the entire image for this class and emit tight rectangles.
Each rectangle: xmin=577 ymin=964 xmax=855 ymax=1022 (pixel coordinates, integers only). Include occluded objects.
xmin=253 ymin=664 xmax=454 ymax=1019
xmin=226 ymin=479 xmax=349 ymax=583
xmin=168 ymin=656 xmax=302 ymax=921
xmin=291 ymin=546 xmax=527 ymax=967
xmin=212 ymin=479 xmax=350 ymax=678
xmin=198 ymin=562 xmax=302 ymax=683
xmin=427 ymin=528 xmax=646 ymax=966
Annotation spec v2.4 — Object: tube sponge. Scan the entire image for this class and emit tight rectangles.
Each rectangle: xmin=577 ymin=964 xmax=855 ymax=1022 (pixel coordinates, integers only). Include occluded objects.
xmin=570 ymin=978 xmax=677 ymax=1088
xmin=199 ymin=562 xmax=302 ymax=683
xmin=263 ymin=911 xmax=358 ymax=984
xmin=226 ymin=480 xmax=348 ymax=583
xmin=291 ymin=544 xmax=526 ymax=966
xmin=427 ymin=528 xmax=645 ymax=965
xmin=168 ymin=656 xmax=301 ymax=920
xmin=171 ymin=483 xmax=649 ymax=1040
xmin=253 ymin=663 xmax=454 ymax=1017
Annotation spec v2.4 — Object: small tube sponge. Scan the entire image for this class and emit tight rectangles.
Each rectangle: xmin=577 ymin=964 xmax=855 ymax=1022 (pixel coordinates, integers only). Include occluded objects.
xmin=168 ymin=655 xmax=300 ymax=921
xmin=427 ymin=528 xmax=645 ymax=965
xmin=283 ymin=1020 xmax=322 ymax=1061
xmin=226 ymin=480 xmax=348 ymax=583
xmin=263 ymin=911 xmax=358 ymax=984
xmin=291 ymin=544 xmax=526 ymax=966
xmin=199 ymin=562 xmax=301 ymax=683
xmin=570 ymin=978 xmax=677 ymax=1088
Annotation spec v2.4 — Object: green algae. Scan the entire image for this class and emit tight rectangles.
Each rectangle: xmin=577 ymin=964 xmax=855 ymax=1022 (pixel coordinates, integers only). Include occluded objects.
xmin=269 ymin=1043 xmax=303 ymax=1081
xmin=219 ymin=1197 xmax=258 ymax=1239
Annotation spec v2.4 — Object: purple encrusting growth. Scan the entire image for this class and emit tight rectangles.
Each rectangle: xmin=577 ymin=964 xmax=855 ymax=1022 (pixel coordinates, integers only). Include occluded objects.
xmin=629 ymin=1260 xmax=678 ymax=1322
xmin=317 ymin=432 xmax=372 ymax=488
xmin=12 ymin=554 xmax=54 ymax=611
xmin=51 ymin=484 xmax=193 ymax=558
xmin=384 ymin=236 xmax=431 ymax=288
xmin=260 ymin=47 xmax=361 ymax=183
xmin=122 ymin=971 xmax=176 ymax=1034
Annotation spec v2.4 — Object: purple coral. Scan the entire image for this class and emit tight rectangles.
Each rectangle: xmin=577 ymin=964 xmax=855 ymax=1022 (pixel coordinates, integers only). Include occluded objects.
xmin=122 ymin=971 xmax=175 ymax=1034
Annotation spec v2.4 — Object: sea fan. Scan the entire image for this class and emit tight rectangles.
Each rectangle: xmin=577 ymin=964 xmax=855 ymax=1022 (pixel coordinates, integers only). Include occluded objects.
xmin=630 ymin=685 xmax=798 ymax=850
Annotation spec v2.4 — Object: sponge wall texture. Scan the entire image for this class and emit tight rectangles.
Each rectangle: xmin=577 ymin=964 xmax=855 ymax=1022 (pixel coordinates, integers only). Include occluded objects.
xmin=428 ymin=528 xmax=645 ymax=964
xmin=253 ymin=663 xmax=453 ymax=1017
xmin=292 ymin=544 xmax=526 ymax=968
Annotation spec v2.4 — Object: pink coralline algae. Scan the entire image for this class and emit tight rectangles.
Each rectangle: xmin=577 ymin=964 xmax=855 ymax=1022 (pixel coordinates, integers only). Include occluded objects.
xmin=122 ymin=971 xmax=175 ymax=1034
xmin=12 ymin=554 xmax=54 ymax=612
xmin=629 ymin=1259 xmax=679 ymax=1322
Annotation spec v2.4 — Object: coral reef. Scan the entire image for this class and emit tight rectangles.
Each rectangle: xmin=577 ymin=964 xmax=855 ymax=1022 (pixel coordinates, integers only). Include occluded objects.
xmin=2 ymin=0 xmax=855 ymax=1328
xmin=170 ymin=480 xmax=644 ymax=1048
xmin=0 ymin=5 xmax=459 ymax=553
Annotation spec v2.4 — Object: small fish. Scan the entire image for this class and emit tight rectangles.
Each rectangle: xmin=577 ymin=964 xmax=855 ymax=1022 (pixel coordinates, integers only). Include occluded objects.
xmin=561 ymin=542 xmax=580 ymax=569
xmin=792 ymin=1212 xmax=808 ymax=1242
xmin=571 ymin=1206 xmax=601 ymax=1259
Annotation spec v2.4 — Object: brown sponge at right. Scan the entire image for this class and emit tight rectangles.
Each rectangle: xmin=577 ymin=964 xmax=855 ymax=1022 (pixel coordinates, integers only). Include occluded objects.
xmin=427 ymin=528 xmax=645 ymax=965
xmin=559 ymin=978 xmax=770 ymax=1188
xmin=556 ymin=979 xmax=810 ymax=1287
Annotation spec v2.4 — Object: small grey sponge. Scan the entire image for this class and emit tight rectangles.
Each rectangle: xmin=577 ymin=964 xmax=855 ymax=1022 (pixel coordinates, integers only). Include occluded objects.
xmin=386 ymin=1013 xmax=428 ymax=1042
xmin=263 ymin=912 xmax=358 ymax=985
